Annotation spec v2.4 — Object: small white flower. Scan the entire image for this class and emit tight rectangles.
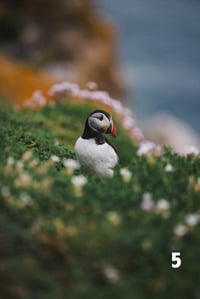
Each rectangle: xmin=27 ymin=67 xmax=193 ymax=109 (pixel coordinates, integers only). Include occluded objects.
xmin=71 ymin=175 xmax=87 ymax=197
xmin=29 ymin=158 xmax=39 ymax=168
xmin=71 ymin=175 xmax=87 ymax=187
xmin=22 ymin=150 xmax=33 ymax=161
xmin=90 ymin=91 xmax=110 ymax=105
xmin=106 ymin=211 xmax=121 ymax=227
xmin=103 ymin=265 xmax=120 ymax=284
xmin=137 ymin=141 xmax=156 ymax=156
xmin=50 ymin=155 xmax=60 ymax=163
xmin=120 ymin=168 xmax=132 ymax=182
xmin=140 ymin=192 xmax=155 ymax=211
xmin=78 ymin=89 xmax=91 ymax=100
xmin=63 ymin=158 xmax=80 ymax=174
xmin=32 ymin=90 xmax=46 ymax=106
xmin=86 ymin=81 xmax=98 ymax=90
xmin=49 ymin=82 xmax=80 ymax=97
xmin=16 ymin=160 xmax=24 ymax=170
xmin=184 ymin=213 xmax=199 ymax=227
xmin=154 ymin=145 xmax=162 ymax=156
xmin=20 ymin=193 xmax=32 ymax=205
xmin=164 ymin=164 xmax=174 ymax=172
xmin=15 ymin=172 xmax=31 ymax=187
xmin=174 ymin=224 xmax=187 ymax=237
xmin=156 ymin=199 xmax=170 ymax=211
xmin=1 ymin=186 xmax=10 ymax=197
xmin=183 ymin=146 xmax=199 ymax=156
xmin=7 ymin=157 xmax=15 ymax=166
xmin=100 ymin=95 xmax=113 ymax=106
xmin=63 ymin=158 xmax=80 ymax=169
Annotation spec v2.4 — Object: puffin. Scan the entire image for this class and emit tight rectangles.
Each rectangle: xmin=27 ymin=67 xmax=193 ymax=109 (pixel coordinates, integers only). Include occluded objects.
xmin=75 ymin=110 xmax=118 ymax=177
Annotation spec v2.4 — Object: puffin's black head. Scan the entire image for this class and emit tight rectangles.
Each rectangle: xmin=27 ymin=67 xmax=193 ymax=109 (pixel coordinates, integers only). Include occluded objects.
xmin=82 ymin=110 xmax=117 ymax=139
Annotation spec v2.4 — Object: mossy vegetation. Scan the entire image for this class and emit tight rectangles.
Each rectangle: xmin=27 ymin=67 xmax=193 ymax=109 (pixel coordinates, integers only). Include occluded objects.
xmin=0 ymin=101 xmax=200 ymax=299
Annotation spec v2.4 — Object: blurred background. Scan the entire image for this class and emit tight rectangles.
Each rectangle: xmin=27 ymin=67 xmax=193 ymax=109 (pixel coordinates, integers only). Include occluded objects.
xmin=1 ymin=0 xmax=200 ymax=151
xmin=99 ymin=0 xmax=200 ymax=151
xmin=100 ymin=0 xmax=200 ymax=129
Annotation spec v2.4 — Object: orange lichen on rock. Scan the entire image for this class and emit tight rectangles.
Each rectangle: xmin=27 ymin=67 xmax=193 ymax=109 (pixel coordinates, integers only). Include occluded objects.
xmin=0 ymin=55 xmax=55 ymax=106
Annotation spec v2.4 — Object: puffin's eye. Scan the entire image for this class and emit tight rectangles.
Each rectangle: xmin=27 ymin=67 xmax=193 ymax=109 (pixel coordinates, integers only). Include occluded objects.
xmin=99 ymin=115 xmax=103 ymax=121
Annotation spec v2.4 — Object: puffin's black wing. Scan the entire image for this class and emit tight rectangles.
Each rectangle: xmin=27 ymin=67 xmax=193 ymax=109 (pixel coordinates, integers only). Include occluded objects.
xmin=105 ymin=137 xmax=119 ymax=156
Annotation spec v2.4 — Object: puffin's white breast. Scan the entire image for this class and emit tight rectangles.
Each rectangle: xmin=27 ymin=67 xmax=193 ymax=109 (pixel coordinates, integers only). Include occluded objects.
xmin=75 ymin=137 xmax=118 ymax=177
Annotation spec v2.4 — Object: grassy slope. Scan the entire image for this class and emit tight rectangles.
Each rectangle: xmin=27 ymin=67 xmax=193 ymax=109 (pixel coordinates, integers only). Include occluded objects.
xmin=0 ymin=101 xmax=200 ymax=299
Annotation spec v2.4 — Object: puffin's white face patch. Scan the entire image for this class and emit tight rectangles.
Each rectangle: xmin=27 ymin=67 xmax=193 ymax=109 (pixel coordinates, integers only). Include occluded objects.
xmin=88 ymin=112 xmax=111 ymax=132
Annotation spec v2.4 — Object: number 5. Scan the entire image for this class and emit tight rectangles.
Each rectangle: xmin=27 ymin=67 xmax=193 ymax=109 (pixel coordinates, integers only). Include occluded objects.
xmin=171 ymin=252 xmax=181 ymax=268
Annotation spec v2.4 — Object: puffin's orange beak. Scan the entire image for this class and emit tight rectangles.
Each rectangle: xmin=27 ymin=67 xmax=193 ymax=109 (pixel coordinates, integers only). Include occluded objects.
xmin=110 ymin=121 xmax=117 ymax=137
xmin=105 ymin=120 xmax=117 ymax=137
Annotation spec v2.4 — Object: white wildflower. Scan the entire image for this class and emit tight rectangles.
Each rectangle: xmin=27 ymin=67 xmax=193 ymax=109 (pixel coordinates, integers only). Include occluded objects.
xmin=54 ymin=140 xmax=59 ymax=146
xmin=86 ymin=81 xmax=98 ymax=90
xmin=24 ymin=90 xmax=46 ymax=107
xmin=63 ymin=158 xmax=80 ymax=174
xmin=137 ymin=140 xmax=156 ymax=156
xmin=15 ymin=172 xmax=31 ymax=187
xmin=103 ymin=265 xmax=120 ymax=284
xmin=154 ymin=145 xmax=162 ymax=156
xmin=106 ymin=211 xmax=121 ymax=227
xmin=71 ymin=175 xmax=87 ymax=197
xmin=120 ymin=168 xmax=132 ymax=183
xmin=50 ymin=155 xmax=60 ymax=163
xmin=63 ymin=158 xmax=79 ymax=169
xmin=49 ymin=81 xmax=80 ymax=97
xmin=71 ymin=175 xmax=87 ymax=187
xmin=78 ymin=89 xmax=91 ymax=100
xmin=22 ymin=150 xmax=33 ymax=161
xmin=156 ymin=199 xmax=170 ymax=211
xmin=69 ymin=84 xmax=81 ymax=97
xmin=183 ymin=146 xmax=199 ymax=156
xmin=140 ymin=192 xmax=155 ymax=211
xmin=7 ymin=157 xmax=15 ymax=166
xmin=16 ymin=160 xmax=24 ymax=171
xmin=164 ymin=164 xmax=174 ymax=172
xmin=173 ymin=224 xmax=188 ymax=237
xmin=1 ymin=186 xmax=10 ymax=197
xmin=184 ymin=213 xmax=199 ymax=227
xmin=90 ymin=91 xmax=110 ymax=104
xmin=20 ymin=193 xmax=32 ymax=205
xmin=32 ymin=90 xmax=46 ymax=106
xmin=29 ymin=158 xmax=39 ymax=168
xmin=100 ymin=95 xmax=113 ymax=106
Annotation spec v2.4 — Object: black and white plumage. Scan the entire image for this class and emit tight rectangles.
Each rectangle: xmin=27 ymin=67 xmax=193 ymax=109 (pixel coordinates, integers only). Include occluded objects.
xmin=75 ymin=110 xmax=118 ymax=177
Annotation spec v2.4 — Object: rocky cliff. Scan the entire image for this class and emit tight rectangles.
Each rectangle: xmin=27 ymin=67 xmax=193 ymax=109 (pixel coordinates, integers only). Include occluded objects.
xmin=0 ymin=0 xmax=124 ymax=102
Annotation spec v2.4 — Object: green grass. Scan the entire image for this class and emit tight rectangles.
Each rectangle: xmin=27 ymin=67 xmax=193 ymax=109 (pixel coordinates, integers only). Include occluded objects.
xmin=0 ymin=101 xmax=200 ymax=299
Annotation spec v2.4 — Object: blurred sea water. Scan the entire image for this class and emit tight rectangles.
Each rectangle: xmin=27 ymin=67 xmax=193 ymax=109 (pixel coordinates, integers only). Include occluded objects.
xmin=99 ymin=0 xmax=200 ymax=132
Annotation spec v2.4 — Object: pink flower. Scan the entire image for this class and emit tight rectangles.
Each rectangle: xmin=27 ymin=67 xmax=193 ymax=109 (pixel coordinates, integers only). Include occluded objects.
xmin=48 ymin=82 xmax=80 ymax=97
xmin=137 ymin=141 xmax=156 ymax=156
xmin=122 ymin=116 xmax=136 ymax=129
xmin=140 ymin=193 xmax=155 ymax=211
xmin=86 ymin=81 xmax=98 ymax=90
xmin=183 ymin=146 xmax=199 ymax=156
